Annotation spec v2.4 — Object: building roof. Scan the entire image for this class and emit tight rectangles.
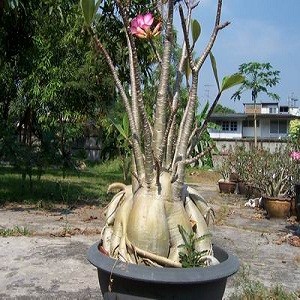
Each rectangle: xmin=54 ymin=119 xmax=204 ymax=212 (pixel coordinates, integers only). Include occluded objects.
xmin=208 ymin=113 xmax=246 ymax=121
xmin=209 ymin=113 xmax=300 ymax=121
xmin=243 ymin=101 xmax=282 ymax=106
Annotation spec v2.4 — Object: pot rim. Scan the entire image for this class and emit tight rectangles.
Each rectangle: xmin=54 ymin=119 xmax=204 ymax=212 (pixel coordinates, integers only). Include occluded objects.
xmin=87 ymin=242 xmax=239 ymax=284
xmin=262 ymin=195 xmax=292 ymax=202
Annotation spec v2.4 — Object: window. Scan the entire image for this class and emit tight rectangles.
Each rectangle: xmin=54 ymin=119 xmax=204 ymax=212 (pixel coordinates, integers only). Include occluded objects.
xmin=242 ymin=120 xmax=259 ymax=127
xmin=279 ymin=121 xmax=287 ymax=133
xmin=269 ymin=107 xmax=277 ymax=114
xmin=230 ymin=121 xmax=237 ymax=131
xmin=280 ymin=106 xmax=289 ymax=113
xmin=222 ymin=121 xmax=229 ymax=131
xmin=270 ymin=120 xmax=287 ymax=134
xmin=218 ymin=121 xmax=237 ymax=132
xmin=270 ymin=120 xmax=277 ymax=133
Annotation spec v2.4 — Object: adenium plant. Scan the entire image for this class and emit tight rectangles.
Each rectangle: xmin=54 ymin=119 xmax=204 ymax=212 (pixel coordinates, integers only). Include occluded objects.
xmin=80 ymin=0 xmax=243 ymax=267
xmin=289 ymin=120 xmax=300 ymax=184
xmin=229 ymin=146 xmax=298 ymax=197
xmin=290 ymin=151 xmax=300 ymax=161
xmin=130 ymin=13 xmax=161 ymax=39
xmin=290 ymin=150 xmax=300 ymax=184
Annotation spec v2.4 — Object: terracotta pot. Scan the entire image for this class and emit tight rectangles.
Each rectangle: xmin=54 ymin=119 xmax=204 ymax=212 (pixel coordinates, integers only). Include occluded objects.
xmin=295 ymin=183 xmax=300 ymax=221
xmin=263 ymin=196 xmax=291 ymax=218
xmin=87 ymin=242 xmax=239 ymax=300
xmin=218 ymin=180 xmax=236 ymax=194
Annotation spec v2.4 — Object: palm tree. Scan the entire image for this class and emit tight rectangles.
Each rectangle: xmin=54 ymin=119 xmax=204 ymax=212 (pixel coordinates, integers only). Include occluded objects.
xmin=231 ymin=62 xmax=280 ymax=147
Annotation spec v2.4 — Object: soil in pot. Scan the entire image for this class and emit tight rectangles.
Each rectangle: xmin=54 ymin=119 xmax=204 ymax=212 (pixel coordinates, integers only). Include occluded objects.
xmin=263 ymin=196 xmax=292 ymax=218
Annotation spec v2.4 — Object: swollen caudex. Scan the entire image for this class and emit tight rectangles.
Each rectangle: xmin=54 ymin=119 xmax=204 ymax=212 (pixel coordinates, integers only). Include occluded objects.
xmin=184 ymin=195 xmax=213 ymax=255
xmin=165 ymin=200 xmax=192 ymax=263
xmin=101 ymin=175 xmax=217 ymax=267
xmin=187 ymin=186 xmax=216 ymax=225
xmin=127 ymin=187 xmax=170 ymax=257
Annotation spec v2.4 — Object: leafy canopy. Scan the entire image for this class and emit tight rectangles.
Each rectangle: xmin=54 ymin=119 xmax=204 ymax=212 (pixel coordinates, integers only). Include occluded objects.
xmin=231 ymin=62 xmax=280 ymax=102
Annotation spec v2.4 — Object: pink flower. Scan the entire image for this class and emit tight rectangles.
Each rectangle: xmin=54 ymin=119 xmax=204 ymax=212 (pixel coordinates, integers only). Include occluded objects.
xmin=130 ymin=13 xmax=160 ymax=39
xmin=290 ymin=151 xmax=300 ymax=161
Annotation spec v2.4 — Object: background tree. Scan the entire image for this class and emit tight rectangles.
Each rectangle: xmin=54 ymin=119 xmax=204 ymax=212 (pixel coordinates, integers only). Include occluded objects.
xmin=0 ymin=0 xmax=118 ymax=182
xmin=231 ymin=62 xmax=280 ymax=147
xmin=213 ymin=104 xmax=235 ymax=114
xmin=289 ymin=119 xmax=300 ymax=151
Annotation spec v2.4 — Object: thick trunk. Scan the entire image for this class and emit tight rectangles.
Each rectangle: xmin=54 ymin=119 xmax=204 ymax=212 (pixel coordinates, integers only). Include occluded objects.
xmin=92 ymin=32 xmax=145 ymax=180
xmin=153 ymin=0 xmax=174 ymax=164
xmin=173 ymin=75 xmax=199 ymax=185
xmin=102 ymin=174 xmax=214 ymax=266
xmin=126 ymin=31 xmax=154 ymax=185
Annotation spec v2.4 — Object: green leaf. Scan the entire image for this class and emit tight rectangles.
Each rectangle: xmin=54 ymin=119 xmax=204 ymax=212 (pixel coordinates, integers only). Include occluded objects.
xmin=192 ymin=20 xmax=201 ymax=44
xmin=80 ymin=0 xmax=97 ymax=26
xmin=194 ymin=233 xmax=212 ymax=243
xmin=57 ymin=5 xmax=63 ymax=22
xmin=198 ymin=101 xmax=209 ymax=121
xmin=178 ymin=225 xmax=189 ymax=246
xmin=221 ymin=73 xmax=245 ymax=92
xmin=209 ymin=52 xmax=220 ymax=91
xmin=183 ymin=58 xmax=192 ymax=79
xmin=122 ymin=115 xmax=129 ymax=137
xmin=115 ymin=124 xmax=127 ymax=140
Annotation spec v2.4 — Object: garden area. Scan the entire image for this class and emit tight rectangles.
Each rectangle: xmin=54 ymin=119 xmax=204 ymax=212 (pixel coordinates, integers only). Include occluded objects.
xmin=1 ymin=159 xmax=299 ymax=299
xmin=1 ymin=0 xmax=300 ymax=299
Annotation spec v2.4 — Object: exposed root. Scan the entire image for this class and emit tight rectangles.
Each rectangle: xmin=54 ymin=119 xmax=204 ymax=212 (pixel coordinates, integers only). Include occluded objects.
xmin=126 ymin=236 xmax=182 ymax=268
xmin=187 ymin=186 xmax=215 ymax=225
xmin=165 ymin=200 xmax=192 ymax=263
xmin=142 ymin=258 xmax=163 ymax=267
xmin=101 ymin=182 xmax=216 ymax=267
xmin=110 ymin=194 xmax=133 ymax=256
xmin=102 ymin=225 xmax=113 ymax=250
xmin=200 ymin=255 xmax=220 ymax=266
xmin=107 ymin=182 xmax=127 ymax=193
xmin=104 ymin=191 xmax=125 ymax=225
xmin=184 ymin=195 xmax=212 ymax=254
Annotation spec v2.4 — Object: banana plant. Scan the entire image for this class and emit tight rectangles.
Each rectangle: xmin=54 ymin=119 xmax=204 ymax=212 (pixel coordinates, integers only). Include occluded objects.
xmin=111 ymin=114 xmax=131 ymax=182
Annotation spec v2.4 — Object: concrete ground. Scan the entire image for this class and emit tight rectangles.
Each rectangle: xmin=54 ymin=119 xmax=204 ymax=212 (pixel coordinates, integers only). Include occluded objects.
xmin=0 ymin=236 xmax=101 ymax=299
xmin=0 ymin=183 xmax=299 ymax=299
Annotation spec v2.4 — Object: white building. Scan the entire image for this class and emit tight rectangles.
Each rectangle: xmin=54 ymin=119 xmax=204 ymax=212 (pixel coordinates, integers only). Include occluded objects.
xmin=208 ymin=102 xmax=300 ymax=151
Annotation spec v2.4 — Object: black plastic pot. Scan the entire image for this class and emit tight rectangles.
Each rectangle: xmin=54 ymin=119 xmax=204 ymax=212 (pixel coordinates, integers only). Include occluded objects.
xmin=87 ymin=242 xmax=239 ymax=300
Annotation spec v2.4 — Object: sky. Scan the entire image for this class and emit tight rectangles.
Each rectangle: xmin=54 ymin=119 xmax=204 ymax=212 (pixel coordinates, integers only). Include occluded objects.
xmin=176 ymin=0 xmax=300 ymax=112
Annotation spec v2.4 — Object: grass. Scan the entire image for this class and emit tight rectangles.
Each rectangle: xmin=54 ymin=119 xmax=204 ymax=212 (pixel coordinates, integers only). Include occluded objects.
xmin=0 ymin=226 xmax=30 ymax=237
xmin=0 ymin=158 xmax=124 ymax=207
xmin=0 ymin=161 xmax=220 ymax=207
xmin=229 ymin=266 xmax=299 ymax=300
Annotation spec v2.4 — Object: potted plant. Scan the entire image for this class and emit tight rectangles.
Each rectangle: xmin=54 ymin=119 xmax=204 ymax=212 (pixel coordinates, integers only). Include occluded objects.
xmin=227 ymin=145 xmax=261 ymax=197
xmin=289 ymin=119 xmax=300 ymax=220
xmin=217 ymin=148 xmax=237 ymax=194
xmin=231 ymin=145 xmax=298 ymax=218
xmin=80 ymin=0 xmax=242 ymax=298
